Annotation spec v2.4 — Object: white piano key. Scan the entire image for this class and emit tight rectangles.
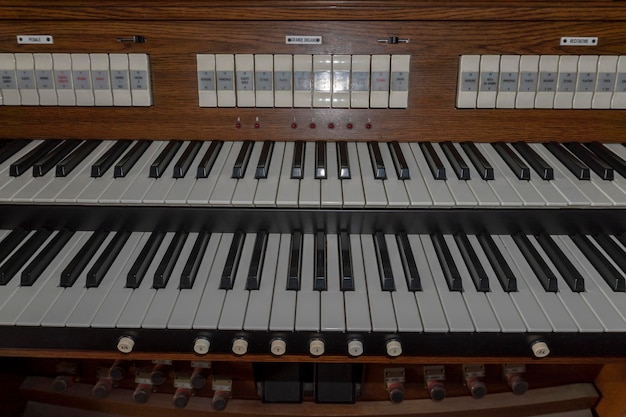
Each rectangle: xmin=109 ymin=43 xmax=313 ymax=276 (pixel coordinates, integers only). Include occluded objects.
xmin=408 ymin=234 xmax=448 ymax=332
xmin=378 ymin=144 xmax=410 ymax=208
xmin=0 ymin=232 xmax=87 ymax=325
xmin=168 ymin=233 xmax=221 ymax=329
xmin=341 ymin=142 xmax=366 ymax=208
xmin=11 ymin=166 xmax=56 ymax=203
xmin=0 ymin=141 xmax=44 ymax=202
xmin=356 ymin=142 xmax=388 ymax=208
xmin=269 ymin=234 xmax=297 ymax=331
xmin=275 ymin=142 xmax=300 ymax=208
xmin=451 ymin=143 xmax=499 ymax=207
xmin=342 ymin=231 xmax=372 ymax=332
xmin=295 ymin=233 xmax=321 ymax=331
xmin=254 ymin=142 xmax=285 ymax=207
xmin=408 ymin=143 xmax=454 ymax=207
xmin=192 ymin=233 xmax=232 ymax=330
xmin=444 ymin=234 xmax=500 ymax=332
xmin=498 ymin=235 xmax=578 ymax=332
xmin=385 ymin=234 xmax=422 ymax=332
xmin=419 ymin=235 xmax=474 ymax=332
xmin=164 ymin=142 xmax=210 ymax=205
xmin=467 ymin=234 xmax=527 ymax=332
xmin=98 ymin=142 xmax=164 ymax=204
xmin=399 ymin=142 xmax=433 ymax=207
xmin=208 ymin=141 xmax=243 ymax=206
xmin=142 ymin=232 xmax=196 ymax=329
xmin=218 ymin=233 xmax=256 ymax=330
xmin=187 ymin=141 xmax=233 ymax=205
xmin=231 ymin=142 xmax=264 ymax=207
xmin=320 ymin=142 xmax=343 ymax=208
xmin=143 ymin=142 xmax=189 ymax=204
xmin=322 ymin=234 xmax=348 ymax=332
xmin=91 ymin=233 xmax=149 ymax=328
xmin=557 ymin=235 xmax=626 ymax=331
xmin=430 ymin=144 xmax=476 ymax=207
xmin=118 ymin=142 xmax=169 ymax=204
xmin=244 ymin=233 xmax=280 ymax=331
xmin=298 ymin=142 xmax=321 ymax=207
xmin=361 ymin=234 xmax=397 ymax=332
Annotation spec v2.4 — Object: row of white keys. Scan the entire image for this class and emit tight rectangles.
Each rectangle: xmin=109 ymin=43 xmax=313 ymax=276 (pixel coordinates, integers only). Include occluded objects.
xmin=168 ymin=233 xmax=221 ymax=329
xmin=343 ymin=234 xmax=369 ymax=332
xmin=143 ymin=142 xmax=190 ymax=204
xmin=118 ymin=142 xmax=169 ymax=204
xmin=244 ymin=233 xmax=280 ymax=331
xmin=361 ymin=234 xmax=397 ymax=332
xmin=384 ymin=234 xmax=422 ymax=332
xmin=193 ymin=233 xmax=232 ymax=330
xmin=142 ymin=232 xmax=198 ymax=328
xmin=475 ymin=144 xmax=531 ymax=207
xmin=420 ymin=234 xmax=474 ymax=332
xmin=295 ymin=234 xmax=320 ymax=331
xmin=466 ymin=234 xmax=527 ymax=332
xmin=269 ymin=234 xmax=297 ymax=331
xmin=165 ymin=142 xmax=211 ymax=205
xmin=499 ymin=235 xmax=578 ymax=332
xmin=320 ymin=143 xmax=343 ymax=208
xmin=275 ymin=142 xmax=300 ymax=208
xmin=0 ymin=141 xmax=46 ymax=202
xmin=356 ymin=142 xmax=387 ymax=208
xmin=443 ymin=234 xmax=501 ymax=332
xmin=398 ymin=142 xmax=432 ymax=207
xmin=299 ymin=142 xmax=321 ymax=207
xmin=379 ymin=144 xmax=410 ymax=208
xmin=254 ymin=142 xmax=286 ymax=207
xmin=451 ymin=143 xmax=500 ymax=207
xmin=231 ymin=143 xmax=265 ymax=207
xmin=408 ymin=143 xmax=454 ymax=207
xmin=430 ymin=144 xmax=476 ymax=207
xmin=341 ymin=143 xmax=366 ymax=208
xmin=557 ymin=235 xmax=626 ymax=331
xmin=187 ymin=142 xmax=233 ymax=205
xmin=12 ymin=158 xmax=59 ymax=202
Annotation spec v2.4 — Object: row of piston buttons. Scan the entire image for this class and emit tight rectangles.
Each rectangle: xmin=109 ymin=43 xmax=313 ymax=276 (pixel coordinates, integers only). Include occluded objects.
xmin=234 ymin=118 xmax=373 ymax=130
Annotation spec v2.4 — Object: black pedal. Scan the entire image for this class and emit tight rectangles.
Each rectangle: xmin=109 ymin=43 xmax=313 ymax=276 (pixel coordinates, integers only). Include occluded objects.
xmin=314 ymin=363 xmax=363 ymax=404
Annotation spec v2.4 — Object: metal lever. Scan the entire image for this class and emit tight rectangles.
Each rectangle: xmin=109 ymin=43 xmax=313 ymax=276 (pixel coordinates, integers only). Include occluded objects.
xmin=377 ymin=36 xmax=409 ymax=44
xmin=116 ymin=35 xmax=147 ymax=43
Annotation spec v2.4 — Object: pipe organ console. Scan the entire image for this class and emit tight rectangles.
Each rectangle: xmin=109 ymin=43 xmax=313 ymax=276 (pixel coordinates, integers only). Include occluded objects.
xmin=1 ymin=1 xmax=626 ymax=416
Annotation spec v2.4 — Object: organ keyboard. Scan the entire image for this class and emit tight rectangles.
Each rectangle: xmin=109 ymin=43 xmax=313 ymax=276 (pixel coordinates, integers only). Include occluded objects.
xmin=1 ymin=1 xmax=626 ymax=416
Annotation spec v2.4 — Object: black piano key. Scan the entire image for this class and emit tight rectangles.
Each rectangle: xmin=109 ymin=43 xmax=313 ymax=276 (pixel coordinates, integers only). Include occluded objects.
xmin=512 ymin=234 xmax=558 ymax=292
xmin=565 ymin=142 xmax=613 ymax=180
xmin=291 ymin=141 xmax=305 ymax=179
xmin=315 ymin=141 xmax=327 ymax=179
xmin=179 ymin=231 xmax=211 ymax=289
xmin=374 ymin=232 xmax=395 ymax=291
xmin=454 ymin=233 xmax=489 ymax=292
xmin=544 ymin=142 xmax=590 ymax=180
xmin=591 ymin=234 xmax=626 ymax=280
xmin=91 ymin=140 xmax=132 ymax=177
xmin=220 ymin=231 xmax=244 ymax=290
xmin=314 ymin=231 xmax=327 ymax=291
xmin=60 ymin=230 xmax=109 ymax=288
xmin=431 ymin=233 xmax=462 ymax=292
xmin=232 ymin=140 xmax=253 ymax=179
xmin=461 ymin=142 xmax=494 ymax=180
xmin=441 ymin=142 xmax=470 ymax=180
xmin=420 ymin=142 xmax=446 ymax=180
xmin=10 ymin=140 xmax=61 ymax=177
xmin=197 ymin=141 xmax=223 ymax=178
xmin=512 ymin=142 xmax=554 ymax=180
xmin=86 ymin=231 xmax=131 ymax=288
xmin=388 ymin=141 xmax=410 ymax=180
xmin=150 ymin=141 xmax=182 ymax=178
xmin=0 ymin=140 xmax=28 ymax=166
xmin=126 ymin=231 xmax=166 ymax=289
xmin=115 ymin=141 xmax=151 ymax=178
xmin=368 ymin=142 xmax=387 ymax=180
xmin=585 ymin=142 xmax=626 ymax=179
xmin=21 ymin=230 xmax=75 ymax=287
xmin=535 ymin=233 xmax=585 ymax=292
xmin=286 ymin=231 xmax=302 ymax=291
xmin=0 ymin=230 xmax=52 ymax=285
xmin=173 ymin=141 xmax=202 ymax=179
xmin=246 ymin=231 xmax=267 ymax=290
xmin=33 ymin=140 xmax=82 ymax=177
xmin=492 ymin=142 xmax=530 ymax=180
xmin=0 ymin=228 xmax=29 ymax=265
xmin=339 ymin=231 xmax=354 ymax=291
xmin=337 ymin=142 xmax=351 ymax=179
xmin=396 ymin=232 xmax=421 ymax=291
xmin=255 ymin=141 xmax=274 ymax=179
xmin=153 ymin=231 xmax=188 ymax=289
xmin=572 ymin=234 xmax=625 ymax=292
xmin=477 ymin=233 xmax=517 ymax=292
xmin=56 ymin=140 xmax=101 ymax=177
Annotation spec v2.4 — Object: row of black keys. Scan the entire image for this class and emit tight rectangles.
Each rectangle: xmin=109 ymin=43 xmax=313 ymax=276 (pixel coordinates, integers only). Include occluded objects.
xmin=2 ymin=138 xmax=625 ymax=182
xmin=0 ymin=226 xmax=624 ymax=294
